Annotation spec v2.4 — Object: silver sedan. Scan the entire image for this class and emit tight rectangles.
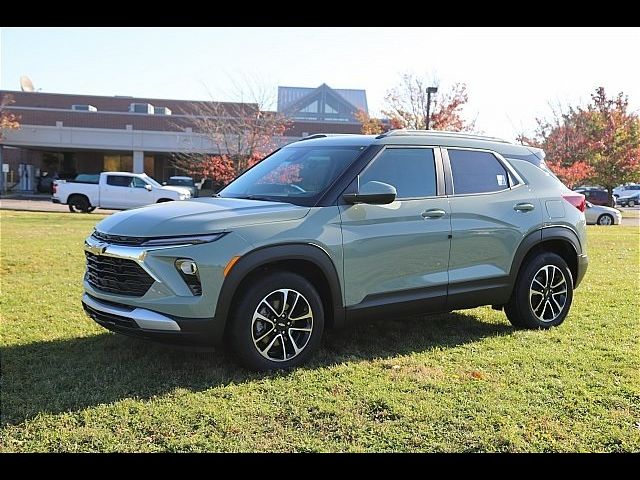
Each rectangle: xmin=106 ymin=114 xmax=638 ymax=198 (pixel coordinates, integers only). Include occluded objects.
xmin=585 ymin=202 xmax=622 ymax=225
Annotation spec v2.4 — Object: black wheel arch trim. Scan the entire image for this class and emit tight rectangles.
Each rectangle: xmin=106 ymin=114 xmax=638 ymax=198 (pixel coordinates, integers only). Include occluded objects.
xmin=215 ymin=243 xmax=345 ymax=338
xmin=509 ymin=226 xmax=582 ymax=286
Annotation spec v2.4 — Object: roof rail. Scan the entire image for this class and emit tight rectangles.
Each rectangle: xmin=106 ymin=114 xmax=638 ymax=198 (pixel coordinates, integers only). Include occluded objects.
xmin=375 ymin=129 xmax=511 ymax=144
xmin=296 ymin=133 xmax=355 ymax=142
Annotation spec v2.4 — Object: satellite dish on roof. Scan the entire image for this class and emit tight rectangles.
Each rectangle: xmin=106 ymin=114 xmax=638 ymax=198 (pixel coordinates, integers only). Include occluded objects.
xmin=20 ymin=75 xmax=35 ymax=92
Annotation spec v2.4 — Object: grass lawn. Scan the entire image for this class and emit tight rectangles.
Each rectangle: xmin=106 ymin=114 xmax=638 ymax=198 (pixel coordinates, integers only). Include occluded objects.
xmin=1 ymin=210 xmax=639 ymax=452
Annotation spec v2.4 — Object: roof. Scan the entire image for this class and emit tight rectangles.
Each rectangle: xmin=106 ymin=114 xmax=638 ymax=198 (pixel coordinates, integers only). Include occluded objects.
xmin=278 ymin=84 xmax=368 ymax=113
xmin=284 ymin=130 xmax=539 ymax=159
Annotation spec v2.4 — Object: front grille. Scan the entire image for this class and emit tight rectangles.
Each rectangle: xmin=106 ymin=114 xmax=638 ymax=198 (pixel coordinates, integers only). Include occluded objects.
xmin=85 ymin=251 xmax=154 ymax=296
xmin=92 ymin=230 xmax=147 ymax=246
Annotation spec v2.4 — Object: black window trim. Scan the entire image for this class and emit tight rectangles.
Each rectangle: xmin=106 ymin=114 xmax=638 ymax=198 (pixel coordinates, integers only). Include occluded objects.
xmin=442 ymin=147 xmax=526 ymax=197
xmin=337 ymin=145 xmax=446 ymax=204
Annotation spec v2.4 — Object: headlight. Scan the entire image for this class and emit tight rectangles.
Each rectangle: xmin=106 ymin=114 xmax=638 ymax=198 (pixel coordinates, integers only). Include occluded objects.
xmin=141 ymin=233 xmax=226 ymax=247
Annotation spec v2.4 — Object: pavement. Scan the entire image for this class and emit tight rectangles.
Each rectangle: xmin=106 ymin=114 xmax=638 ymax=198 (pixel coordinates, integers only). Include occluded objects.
xmin=1 ymin=193 xmax=639 ymax=227
xmin=0 ymin=193 xmax=117 ymax=215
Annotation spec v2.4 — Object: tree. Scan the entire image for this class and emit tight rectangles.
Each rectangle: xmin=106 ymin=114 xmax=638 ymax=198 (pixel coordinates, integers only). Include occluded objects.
xmin=355 ymin=110 xmax=385 ymax=135
xmin=381 ymin=73 xmax=475 ymax=131
xmin=519 ymin=87 xmax=640 ymax=200
xmin=0 ymin=93 xmax=20 ymax=141
xmin=171 ymin=80 xmax=290 ymax=188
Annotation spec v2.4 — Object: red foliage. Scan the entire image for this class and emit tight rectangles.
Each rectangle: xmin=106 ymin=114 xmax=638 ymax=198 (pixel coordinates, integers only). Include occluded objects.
xmin=194 ymin=155 xmax=236 ymax=186
xmin=260 ymin=163 xmax=301 ymax=184
xmin=545 ymin=160 xmax=594 ymax=189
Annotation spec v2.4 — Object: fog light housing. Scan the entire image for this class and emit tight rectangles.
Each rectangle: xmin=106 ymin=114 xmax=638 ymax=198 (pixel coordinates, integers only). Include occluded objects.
xmin=175 ymin=259 xmax=202 ymax=296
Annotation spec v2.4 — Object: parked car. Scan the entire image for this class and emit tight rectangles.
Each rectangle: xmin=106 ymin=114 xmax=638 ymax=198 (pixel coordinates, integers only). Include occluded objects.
xmin=81 ymin=131 xmax=588 ymax=371
xmin=584 ymin=201 xmax=621 ymax=225
xmin=53 ymin=172 xmax=191 ymax=213
xmin=616 ymin=192 xmax=640 ymax=207
xmin=165 ymin=176 xmax=199 ymax=198
xmin=613 ymin=183 xmax=640 ymax=199
xmin=37 ymin=173 xmax=59 ymax=194
xmin=574 ymin=188 xmax=614 ymax=207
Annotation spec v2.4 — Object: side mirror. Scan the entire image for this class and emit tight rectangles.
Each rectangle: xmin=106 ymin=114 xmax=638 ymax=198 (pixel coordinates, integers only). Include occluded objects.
xmin=343 ymin=180 xmax=397 ymax=205
xmin=145 ymin=184 xmax=153 ymax=191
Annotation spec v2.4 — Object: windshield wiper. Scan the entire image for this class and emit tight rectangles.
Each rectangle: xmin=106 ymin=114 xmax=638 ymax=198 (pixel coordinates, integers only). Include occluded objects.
xmin=234 ymin=195 xmax=277 ymax=201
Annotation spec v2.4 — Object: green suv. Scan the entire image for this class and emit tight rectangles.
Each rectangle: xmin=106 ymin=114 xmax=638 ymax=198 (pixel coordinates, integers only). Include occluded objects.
xmin=82 ymin=130 xmax=589 ymax=370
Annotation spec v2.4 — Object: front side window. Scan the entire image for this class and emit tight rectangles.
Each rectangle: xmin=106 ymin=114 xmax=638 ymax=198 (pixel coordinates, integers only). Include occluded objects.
xmin=448 ymin=149 xmax=510 ymax=195
xmin=220 ymin=145 xmax=366 ymax=206
xmin=359 ymin=148 xmax=437 ymax=199
xmin=106 ymin=175 xmax=132 ymax=187
xmin=132 ymin=177 xmax=148 ymax=188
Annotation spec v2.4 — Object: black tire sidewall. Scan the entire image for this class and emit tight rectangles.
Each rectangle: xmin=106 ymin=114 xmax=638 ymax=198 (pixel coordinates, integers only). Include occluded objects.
xmin=509 ymin=252 xmax=574 ymax=329
xmin=228 ymin=271 xmax=325 ymax=371
xmin=69 ymin=195 xmax=90 ymax=213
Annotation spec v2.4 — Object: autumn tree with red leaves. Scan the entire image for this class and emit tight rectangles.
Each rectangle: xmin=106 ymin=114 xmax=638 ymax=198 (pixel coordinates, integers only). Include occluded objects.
xmin=520 ymin=87 xmax=640 ymax=201
xmin=381 ymin=73 xmax=476 ymax=132
xmin=171 ymin=81 xmax=290 ymax=190
xmin=355 ymin=110 xmax=385 ymax=135
xmin=0 ymin=93 xmax=20 ymax=141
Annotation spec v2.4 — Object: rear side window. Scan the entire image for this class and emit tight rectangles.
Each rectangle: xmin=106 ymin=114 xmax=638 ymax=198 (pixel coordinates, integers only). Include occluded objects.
xmin=360 ymin=148 xmax=437 ymax=198
xmin=106 ymin=176 xmax=132 ymax=187
xmin=448 ymin=149 xmax=510 ymax=195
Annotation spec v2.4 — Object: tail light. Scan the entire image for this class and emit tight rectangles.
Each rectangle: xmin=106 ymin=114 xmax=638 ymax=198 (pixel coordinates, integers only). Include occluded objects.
xmin=562 ymin=192 xmax=586 ymax=212
xmin=52 ymin=182 xmax=57 ymax=194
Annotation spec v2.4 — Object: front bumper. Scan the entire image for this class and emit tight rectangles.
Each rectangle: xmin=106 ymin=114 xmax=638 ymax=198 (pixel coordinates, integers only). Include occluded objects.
xmin=575 ymin=253 xmax=588 ymax=288
xmin=82 ymin=293 xmax=217 ymax=345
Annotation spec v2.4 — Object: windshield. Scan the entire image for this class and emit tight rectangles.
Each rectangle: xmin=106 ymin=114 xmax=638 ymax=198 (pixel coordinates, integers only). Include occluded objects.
xmin=219 ymin=145 xmax=366 ymax=205
xmin=168 ymin=178 xmax=194 ymax=187
xmin=142 ymin=174 xmax=162 ymax=188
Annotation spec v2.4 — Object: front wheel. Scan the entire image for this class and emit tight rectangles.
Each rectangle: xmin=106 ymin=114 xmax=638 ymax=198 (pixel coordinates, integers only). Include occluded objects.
xmin=228 ymin=271 xmax=324 ymax=371
xmin=597 ymin=214 xmax=614 ymax=225
xmin=629 ymin=200 xmax=636 ymax=207
xmin=505 ymin=252 xmax=573 ymax=329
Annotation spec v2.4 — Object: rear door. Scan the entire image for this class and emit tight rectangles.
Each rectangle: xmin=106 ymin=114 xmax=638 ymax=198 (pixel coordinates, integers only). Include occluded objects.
xmin=443 ymin=148 xmax=542 ymax=308
xmin=340 ymin=146 xmax=451 ymax=313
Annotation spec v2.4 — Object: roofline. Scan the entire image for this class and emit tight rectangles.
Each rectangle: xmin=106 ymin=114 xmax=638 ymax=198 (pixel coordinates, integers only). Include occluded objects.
xmin=0 ymin=89 xmax=254 ymax=108
xmin=376 ymin=129 xmax=511 ymax=144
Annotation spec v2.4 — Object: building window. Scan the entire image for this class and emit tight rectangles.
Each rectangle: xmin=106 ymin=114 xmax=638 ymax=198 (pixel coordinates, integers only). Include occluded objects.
xmin=104 ymin=154 xmax=133 ymax=172
xmin=324 ymin=103 xmax=338 ymax=114
xmin=301 ymin=101 xmax=319 ymax=113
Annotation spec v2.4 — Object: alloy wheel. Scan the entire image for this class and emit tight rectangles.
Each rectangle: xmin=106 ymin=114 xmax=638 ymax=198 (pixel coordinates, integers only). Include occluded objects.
xmin=251 ymin=289 xmax=313 ymax=362
xmin=529 ymin=265 xmax=568 ymax=322
xmin=598 ymin=215 xmax=613 ymax=225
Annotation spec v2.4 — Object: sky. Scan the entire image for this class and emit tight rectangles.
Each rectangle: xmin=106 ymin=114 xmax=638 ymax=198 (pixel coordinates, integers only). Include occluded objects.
xmin=1 ymin=27 xmax=639 ymax=141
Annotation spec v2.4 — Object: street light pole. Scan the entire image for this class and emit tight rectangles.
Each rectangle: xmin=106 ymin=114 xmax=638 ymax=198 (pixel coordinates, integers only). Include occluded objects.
xmin=425 ymin=86 xmax=438 ymax=130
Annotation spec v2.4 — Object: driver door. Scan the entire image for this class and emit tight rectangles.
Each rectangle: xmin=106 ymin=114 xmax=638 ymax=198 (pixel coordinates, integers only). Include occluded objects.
xmin=339 ymin=147 xmax=451 ymax=314
xmin=128 ymin=176 xmax=154 ymax=207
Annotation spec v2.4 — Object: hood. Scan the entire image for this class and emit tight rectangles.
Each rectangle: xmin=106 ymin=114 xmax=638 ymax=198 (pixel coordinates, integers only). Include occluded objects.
xmin=161 ymin=185 xmax=192 ymax=195
xmin=95 ymin=197 xmax=310 ymax=237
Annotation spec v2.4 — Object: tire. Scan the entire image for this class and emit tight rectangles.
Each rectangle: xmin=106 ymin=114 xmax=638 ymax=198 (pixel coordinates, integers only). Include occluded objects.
xmin=87 ymin=207 xmax=97 ymax=213
xmin=629 ymin=200 xmax=636 ymax=207
xmin=156 ymin=198 xmax=173 ymax=203
xmin=505 ymin=252 xmax=573 ymax=329
xmin=68 ymin=195 xmax=91 ymax=213
xmin=228 ymin=271 xmax=325 ymax=371
xmin=597 ymin=214 xmax=614 ymax=226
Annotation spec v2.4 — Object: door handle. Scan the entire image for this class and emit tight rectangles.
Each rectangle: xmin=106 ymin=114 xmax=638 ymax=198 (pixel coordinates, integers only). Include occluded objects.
xmin=421 ymin=209 xmax=446 ymax=219
xmin=514 ymin=202 xmax=535 ymax=212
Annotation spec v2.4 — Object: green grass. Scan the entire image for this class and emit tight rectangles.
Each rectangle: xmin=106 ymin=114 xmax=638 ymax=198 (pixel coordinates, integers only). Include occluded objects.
xmin=1 ymin=210 xmax=639 ymax=452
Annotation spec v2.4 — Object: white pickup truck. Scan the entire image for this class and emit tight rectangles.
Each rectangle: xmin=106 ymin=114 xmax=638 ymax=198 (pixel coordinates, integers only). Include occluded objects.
xmin=52 ymin=172 xmax=192 ymax=213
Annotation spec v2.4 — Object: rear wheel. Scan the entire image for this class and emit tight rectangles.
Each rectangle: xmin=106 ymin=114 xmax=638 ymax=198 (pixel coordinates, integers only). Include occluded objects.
xmin=505 ymin=252 xmax=573 ymax=329
xmin=68 ymin=195 xmax=91 ymax=213
xmin=597 ymin=214 xmax=614 ymax=225
xmin=629 ymin=200 xmax=636 ymax=207
xmin=228 ymin=271 xmax=324 ymax=371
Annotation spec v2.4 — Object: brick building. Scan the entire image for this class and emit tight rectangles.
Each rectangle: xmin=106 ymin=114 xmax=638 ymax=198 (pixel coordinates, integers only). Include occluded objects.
xmin=0 ymin=84 xmax=366 ymax=192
